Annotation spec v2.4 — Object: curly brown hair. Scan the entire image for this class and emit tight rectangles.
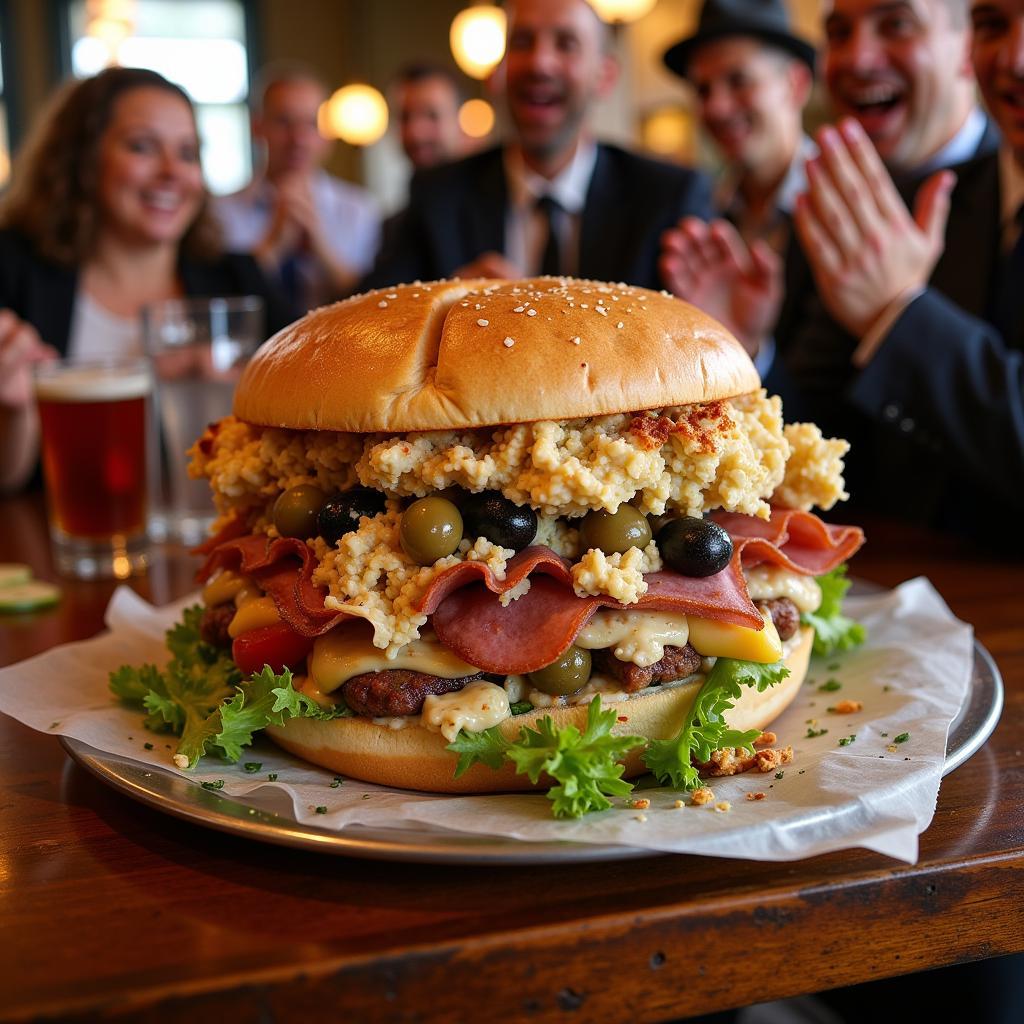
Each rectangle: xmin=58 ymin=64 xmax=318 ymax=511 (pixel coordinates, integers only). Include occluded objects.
xmin=0 ymin=66 xmax=223 ymax=266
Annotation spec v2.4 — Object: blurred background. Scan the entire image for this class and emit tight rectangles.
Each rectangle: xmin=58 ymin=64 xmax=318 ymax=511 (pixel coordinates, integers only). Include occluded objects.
xmin=0 ymin=0 xmax=826 ymax=216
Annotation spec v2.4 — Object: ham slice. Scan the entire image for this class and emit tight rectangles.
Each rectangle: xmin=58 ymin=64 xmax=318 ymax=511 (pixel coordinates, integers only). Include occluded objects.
xmin=711 ymin=508 xmax=864 ymax=576
xmin=430 ymin=553 xmax=763 ymax=674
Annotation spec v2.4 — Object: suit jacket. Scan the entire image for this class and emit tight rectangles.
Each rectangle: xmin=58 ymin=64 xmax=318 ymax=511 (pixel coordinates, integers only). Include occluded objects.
xmin=363 ymin=144 xmax=713 ymax=291
xmin=783 ymin=149 xmax=1024 ymax=547
xmin=0 ymin=228 xmax=296 ymax=357
xmin=771 ymin=115 xmax=1001 ymax=420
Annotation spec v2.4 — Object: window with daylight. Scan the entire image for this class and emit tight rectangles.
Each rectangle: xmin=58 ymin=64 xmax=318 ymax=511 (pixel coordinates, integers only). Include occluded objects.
xmin=62 ymin=0 xmax=255 ymax=195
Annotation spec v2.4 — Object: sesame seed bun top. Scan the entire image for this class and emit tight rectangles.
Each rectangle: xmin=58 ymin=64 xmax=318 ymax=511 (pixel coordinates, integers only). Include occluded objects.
xmin=233 ymin=277 xmax=762 ymax=433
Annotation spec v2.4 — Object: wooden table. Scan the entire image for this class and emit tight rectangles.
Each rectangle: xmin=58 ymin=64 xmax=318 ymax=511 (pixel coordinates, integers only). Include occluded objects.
xmin=1 ymin=492 xmax=1022 ymax=1022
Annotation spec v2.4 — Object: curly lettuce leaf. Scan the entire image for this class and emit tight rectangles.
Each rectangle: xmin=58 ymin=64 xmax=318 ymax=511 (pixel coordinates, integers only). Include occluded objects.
xmin=110 ymin=606 xmax=351 ymax=768
xmin=505 ymin=698 xmax=645 ymax=818
xmin=643 ymin=657 xmax=789 ymax=790
xmin=447 ymin=726 xmax=512 ymax=777
xmin=801 ymin=565 xmax=867 ymax=657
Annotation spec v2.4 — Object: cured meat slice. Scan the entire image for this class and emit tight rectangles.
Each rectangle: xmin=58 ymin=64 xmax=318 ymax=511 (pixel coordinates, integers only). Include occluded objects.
xmin=711 ymin=509 xmax=863 ymax=575
xmin=431 ymin=554 xmax=763 ymax=675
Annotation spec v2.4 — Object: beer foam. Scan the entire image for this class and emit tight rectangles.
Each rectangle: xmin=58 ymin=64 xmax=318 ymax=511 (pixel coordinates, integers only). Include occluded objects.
xmin=35 ymin=366 xmax=151 ymax=403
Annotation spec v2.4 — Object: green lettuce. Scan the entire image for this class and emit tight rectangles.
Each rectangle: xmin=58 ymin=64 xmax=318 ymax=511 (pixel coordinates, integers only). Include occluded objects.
xmin=643 ymin=658 xmax=789 ymax=790
xmin=447 ymin=697 xmax=645 ymax=818
xmin=801 ymin=565 xmax=867 ymax=657
xmin=110 ymin=605 xmax=350 ymax=767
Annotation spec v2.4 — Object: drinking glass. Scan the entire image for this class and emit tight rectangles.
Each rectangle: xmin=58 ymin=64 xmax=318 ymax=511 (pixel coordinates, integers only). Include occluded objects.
xmin=144 ymin=296 xmax=264 ymax=544
xmin=34 ymin=359 xmax=153 ymax=579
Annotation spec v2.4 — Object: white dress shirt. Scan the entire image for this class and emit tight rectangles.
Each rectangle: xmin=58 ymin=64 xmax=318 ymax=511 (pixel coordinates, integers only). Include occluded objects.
xmin=214 ymin=169 xmax=381 ymax=310
xmin=503 ymin=140 xmax=599 ymax=276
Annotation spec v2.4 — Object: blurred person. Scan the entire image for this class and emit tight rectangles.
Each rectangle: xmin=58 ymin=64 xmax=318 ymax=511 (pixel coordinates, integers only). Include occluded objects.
xmin=0 ymin=67 xmax=293 ymax=493
xmin=659 ymin=0 xmax=816 ymax=376
xmin=782 ymin=0 xmax=1024 ymax=540
xmin=392 ymin=62 xmax=470 ymax=171
xmin=657 ymin=0 xmax=998 ymax=398
xmin=215 ymin=66 xmax=380 ymax=311
xmin=364 ymin=0 xmax=712 ymax=290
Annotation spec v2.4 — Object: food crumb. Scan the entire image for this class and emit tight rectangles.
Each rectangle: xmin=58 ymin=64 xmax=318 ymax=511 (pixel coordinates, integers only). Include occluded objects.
xmin=691 ymin=787 xmax=715 ymax=806
xmin=775 ymin=770 xmax=785 ymax=780
xmin=634 ymin=813 xmax=648 ymax=822
xmin=830 ymin=700 xmax=864 ymax=714
xmin=673 ymin=799 xmax=685 ymax=809
xmin=631 ymin=798 xmax=651 ymax=810
xmin=571 ymin=336 xmax=581 ymax=345
xmin=617 ymin=715 xmax=629 ymax=723
xmin=502 ymin=336 xmax=515 ymax=348
xmin=714 ymin=801 xmax=732 ymax=813
xmin=268 ymin=772 xmax=278 ymax=781
xmin=746 ymin=792 xmax=766 ymax=801
xmin=378 ymin=300 xmax=388 ymax=308
xmin=144 ymin=742 xmax=153 ymax=750
xmin=173 ymin=754 xmax=188 ymax=769
xmin=755 ymin=731 xmax=777 ymax=746
xmin=887 ymin=744 xmax=899 ymax=753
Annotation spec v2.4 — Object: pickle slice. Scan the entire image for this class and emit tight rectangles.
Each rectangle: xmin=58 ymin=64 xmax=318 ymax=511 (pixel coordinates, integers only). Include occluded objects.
xmin=0 ymin=580 xmax=61 ymax=613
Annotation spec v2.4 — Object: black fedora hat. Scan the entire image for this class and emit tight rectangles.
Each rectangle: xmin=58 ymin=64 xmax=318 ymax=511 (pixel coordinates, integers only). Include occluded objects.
xmin=663 ymin=0 xmax=817 ymax=79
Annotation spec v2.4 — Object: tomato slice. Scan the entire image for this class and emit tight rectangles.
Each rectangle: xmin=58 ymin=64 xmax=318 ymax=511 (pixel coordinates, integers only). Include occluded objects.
xmin=232 ymin=622 xmax=314 ymax=676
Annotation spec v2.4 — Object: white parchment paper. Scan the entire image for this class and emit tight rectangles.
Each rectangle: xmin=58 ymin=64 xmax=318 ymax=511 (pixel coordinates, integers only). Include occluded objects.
xmin=0 ymin=578 xmax=974 ymax=863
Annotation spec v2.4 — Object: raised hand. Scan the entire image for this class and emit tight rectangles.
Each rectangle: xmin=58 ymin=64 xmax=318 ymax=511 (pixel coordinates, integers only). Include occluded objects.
xmin=794 ymin=118 xmax=955 ymax=338
xmin=659 ymin=217 xmax=781 ymax=358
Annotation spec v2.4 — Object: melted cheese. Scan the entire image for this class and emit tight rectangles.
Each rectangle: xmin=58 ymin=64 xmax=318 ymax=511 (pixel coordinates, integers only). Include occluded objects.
xmin=745 ymin=565 xmax=822 ymax=613
xmin=688 ymin=614 xmax=782 ymax=662
xmin=421 ymin=681 xmax=511 ymax=741
xmin=310 ymin=623 xmax=481 ymax=695
xmin=575 ymin=609 xmax=691 ymax=667
xmin=201 ymin=570 xmax=247 ymax=607
xmin=227 ymin=596 xmax=281 ymax=638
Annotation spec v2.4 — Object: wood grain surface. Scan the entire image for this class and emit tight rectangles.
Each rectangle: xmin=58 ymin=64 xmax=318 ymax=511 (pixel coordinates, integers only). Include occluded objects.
xmin=1 ymin=493 xmax=1022 ymax=1023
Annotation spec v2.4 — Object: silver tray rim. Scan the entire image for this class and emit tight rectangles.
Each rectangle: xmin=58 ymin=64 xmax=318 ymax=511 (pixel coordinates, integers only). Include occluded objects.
xmin=61 ymin=635 xmax=1003 ymax=866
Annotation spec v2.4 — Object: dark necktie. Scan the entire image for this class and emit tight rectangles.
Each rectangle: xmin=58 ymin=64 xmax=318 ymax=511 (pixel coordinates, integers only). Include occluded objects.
xmin=990 ymin=204 xmax=1024 ymax=345
xmin=536 ymin=195 xmax=563 ymax=277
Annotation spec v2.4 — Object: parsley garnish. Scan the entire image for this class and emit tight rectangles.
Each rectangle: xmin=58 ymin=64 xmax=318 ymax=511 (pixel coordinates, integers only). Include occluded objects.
xmin=315 ymin=806 xmax=327 ymax=814
xmin=838 ymin=734 xmax=857 ymax=746
xmin=268 ymin=772 xmax=278 ymax=781
xmin=243 ymin=762 xmax=262 ymax=773
xmin=201 ymin=779 xmax=225 ymax=790
xmin=806 ymin=726 xmax=829 ymax=738
xmin=894 ymin=732 xmax=910 ymax=744
xmin=818 ymin=679 xmax=842 ymax=692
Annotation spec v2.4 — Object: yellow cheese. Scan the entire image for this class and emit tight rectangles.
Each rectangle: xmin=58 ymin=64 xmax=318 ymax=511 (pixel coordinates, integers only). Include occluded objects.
xmin=227 ymin=596 xmax=281 ymax=638
xmin=201 ymin=571 xmax=247 ymax=607
xmin=310 ymin=623 xmax=481 ymax=695
xmin=687 ymin=614 xmax=782 ymax=663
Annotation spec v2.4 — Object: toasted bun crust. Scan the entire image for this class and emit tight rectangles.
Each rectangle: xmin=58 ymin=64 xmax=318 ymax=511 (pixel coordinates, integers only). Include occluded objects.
xmin=265 ymin=627 xmax=812 ymax=794
xmin=233 ymin=277 xmax=760 ymax=432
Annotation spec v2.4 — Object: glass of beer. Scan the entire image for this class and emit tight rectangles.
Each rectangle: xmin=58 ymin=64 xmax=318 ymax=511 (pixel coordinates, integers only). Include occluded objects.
xmin=34 ymin=359 xmax=152 ymax=579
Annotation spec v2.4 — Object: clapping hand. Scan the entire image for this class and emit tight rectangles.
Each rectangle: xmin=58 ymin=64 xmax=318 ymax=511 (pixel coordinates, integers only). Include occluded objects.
xmin=794 ymin=118 xmax=955 ymax=338
xmin=659 ymin=217 xmax=781 ymax=358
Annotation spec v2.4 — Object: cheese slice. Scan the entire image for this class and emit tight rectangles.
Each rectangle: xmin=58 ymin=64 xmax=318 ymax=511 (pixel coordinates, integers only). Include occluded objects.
xmin=310 ymin=623 xmax=481 ymax=694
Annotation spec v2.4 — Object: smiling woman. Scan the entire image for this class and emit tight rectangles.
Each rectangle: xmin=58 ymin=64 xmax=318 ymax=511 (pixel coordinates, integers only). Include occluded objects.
xmin=0 ymin=67 xmax=295 ymax=493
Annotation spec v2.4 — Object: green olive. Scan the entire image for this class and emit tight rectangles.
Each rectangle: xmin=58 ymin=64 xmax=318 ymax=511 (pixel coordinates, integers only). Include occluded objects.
xmin=528 ymin=645 xmax=592 ymax=696
xmin=273 ymin=484 xmax=327 ymax=539
xmin=400 ymin=496 xmax=464 ymax=565
xmin=578 ymin=505 xmax=653 ymax=554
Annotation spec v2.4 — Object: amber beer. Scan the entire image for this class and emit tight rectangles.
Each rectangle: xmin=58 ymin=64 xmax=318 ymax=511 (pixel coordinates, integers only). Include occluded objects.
xmin=35 ymin=361 xmax=152 ymax=579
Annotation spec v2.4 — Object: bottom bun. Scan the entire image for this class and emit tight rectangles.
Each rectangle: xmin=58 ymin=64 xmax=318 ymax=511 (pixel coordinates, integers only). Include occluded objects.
xmin=267 ymin=626 xmax=814 ymax=794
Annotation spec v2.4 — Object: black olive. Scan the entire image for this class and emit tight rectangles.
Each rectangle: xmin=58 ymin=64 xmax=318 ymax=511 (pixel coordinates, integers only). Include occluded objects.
xmin=461 ymin=490 xmax=538 ymax=551
xmin=657 ymin=516 xmax=733 ymax=577
xmin=317 ymin=487 xmax=388 ymax=545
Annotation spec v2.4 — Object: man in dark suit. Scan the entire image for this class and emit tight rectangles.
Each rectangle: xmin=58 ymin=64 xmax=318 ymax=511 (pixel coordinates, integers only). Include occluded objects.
xmin=788 ymin=0 xmax=1024 ymax=544
xmin=656 ymin=0 xmax=997 ymax=408
xmin=364 ymin=0 xmax=712 ymax=291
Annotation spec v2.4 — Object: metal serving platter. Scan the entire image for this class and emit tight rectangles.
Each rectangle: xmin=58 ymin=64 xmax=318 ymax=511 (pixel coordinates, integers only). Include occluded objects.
xmin=62 ymin=638 xmax=1003 ymax=866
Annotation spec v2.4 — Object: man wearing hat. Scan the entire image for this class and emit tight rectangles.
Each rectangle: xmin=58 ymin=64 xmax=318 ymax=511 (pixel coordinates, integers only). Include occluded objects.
xmin=658 ymin=0 xmax=817 ymax=377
